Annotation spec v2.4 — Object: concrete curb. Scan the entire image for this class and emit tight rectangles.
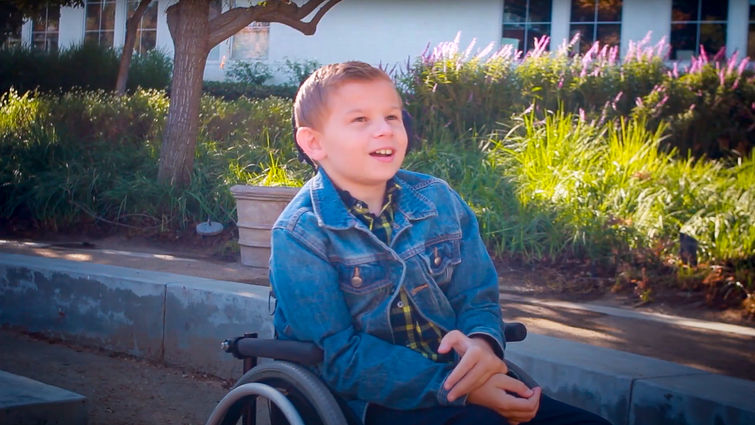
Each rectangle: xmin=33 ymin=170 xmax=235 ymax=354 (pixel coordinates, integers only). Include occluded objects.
xmin=2 ymin=253 xmax=753 ymax=425
xmin=0 ymin=253 xmax=272 ymax=380
xmin=0 ymin=370 xmax=87 ymax=425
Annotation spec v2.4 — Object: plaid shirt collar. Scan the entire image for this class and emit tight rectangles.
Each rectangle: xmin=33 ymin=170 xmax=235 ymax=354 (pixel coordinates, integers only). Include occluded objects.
xmin=337 ymin=180 xmax=400 ymax=245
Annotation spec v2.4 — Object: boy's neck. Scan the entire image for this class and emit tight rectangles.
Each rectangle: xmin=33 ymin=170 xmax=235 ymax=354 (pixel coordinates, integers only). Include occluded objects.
xmin=327 ymin=174 xmax=390 ymax=215
xmin=344 ymin=184 xmax=388 ymax=216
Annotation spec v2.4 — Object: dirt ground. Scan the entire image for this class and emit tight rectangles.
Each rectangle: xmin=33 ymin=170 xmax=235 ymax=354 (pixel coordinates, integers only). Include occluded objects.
xmin=0 ymin=328 xmax=232 ymax=425
xmin=1 ymin=231 xmax=754 ymax=424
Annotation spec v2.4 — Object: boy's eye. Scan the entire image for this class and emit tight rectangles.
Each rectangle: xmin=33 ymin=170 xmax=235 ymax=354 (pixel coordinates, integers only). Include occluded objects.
xmin=352 ymin=116 xmax=367 ymax=123
xmin=386 ymin=114 xmax=399 ymax=121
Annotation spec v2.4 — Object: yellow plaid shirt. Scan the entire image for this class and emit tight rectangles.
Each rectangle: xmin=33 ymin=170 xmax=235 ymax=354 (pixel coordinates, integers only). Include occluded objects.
xmin=338 ymin=181 xmax=452 ymax=363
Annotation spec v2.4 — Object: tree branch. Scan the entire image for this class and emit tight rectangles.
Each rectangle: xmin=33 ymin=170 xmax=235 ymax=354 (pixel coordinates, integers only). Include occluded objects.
xmin=115 ymin=0 xmax=153 ymax=95
xmin=207 ymin=0 xmax=341 ymax=48
xmin=294 ymin=0 xmax=327 ymax=19
xmin=269 ymin=0 xmax=341 ymax=35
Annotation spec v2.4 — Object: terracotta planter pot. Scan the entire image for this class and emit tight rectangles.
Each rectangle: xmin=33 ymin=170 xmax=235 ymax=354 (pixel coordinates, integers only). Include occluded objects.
xmin=231 ymin=185 xmax=299 ymax=268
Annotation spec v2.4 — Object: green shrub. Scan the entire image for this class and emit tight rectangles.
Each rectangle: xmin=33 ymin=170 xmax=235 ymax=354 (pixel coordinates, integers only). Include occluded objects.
xmin=0 ymin=46 xmax=56 ymax=93
xmin=280 ymin=58 xmax=321 ymax=86
xmin=126 ymin=48 xmax=173 ymax=91
xmin=485 ymin=108 xmax=754 ymax=266
xmin=226 ymin=61 xmax=273 ymax=85
xmin=0 ymin=43 xmax=172 ymax=94
xmin=0 ymin=89 xmax=304 ymax=232
xmin=634 ymin=51 xmax=755 ymax=159
xmin=56 ymin=42 xmax=120 ymax=90
xmin=0 ymin=88 xmax=169 ymax=229
xmin=401 ymin=35 xmax=521 ymax=139
xmin=402 ymin=34 xmax=753 ymax=159
xmin=202 ymin=81 xmax=297 ymax=100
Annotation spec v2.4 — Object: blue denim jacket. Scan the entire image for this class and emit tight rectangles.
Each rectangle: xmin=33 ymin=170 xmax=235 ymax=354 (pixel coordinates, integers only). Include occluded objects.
xmin=269 ymin=168 xmax=505 ymax=419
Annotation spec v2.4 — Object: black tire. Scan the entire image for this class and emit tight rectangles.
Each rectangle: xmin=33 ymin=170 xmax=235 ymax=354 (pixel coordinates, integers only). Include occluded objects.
xmin=219 ymin=361 xmax=348 ymax=425
xmin=505 ymin=359 xmax=539 ymax=390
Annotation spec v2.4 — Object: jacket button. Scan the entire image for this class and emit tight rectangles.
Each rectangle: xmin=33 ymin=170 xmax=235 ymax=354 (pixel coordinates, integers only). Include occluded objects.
xmin=434 ymin=256 xmax=442 ymax=266
xmin=351 ymin=267 xmax=363 ymax=287
xmin=351 ymin=276 xmax=363 ymax=287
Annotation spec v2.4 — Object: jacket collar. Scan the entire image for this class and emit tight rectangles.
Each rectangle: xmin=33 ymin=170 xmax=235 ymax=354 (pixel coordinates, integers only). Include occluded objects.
xmin=309 ymin=168 xmax=437 ymax=230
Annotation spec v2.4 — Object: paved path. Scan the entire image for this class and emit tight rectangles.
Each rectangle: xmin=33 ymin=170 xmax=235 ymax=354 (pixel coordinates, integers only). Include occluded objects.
xmin=500 ymin=293 xmax=755 ymax=381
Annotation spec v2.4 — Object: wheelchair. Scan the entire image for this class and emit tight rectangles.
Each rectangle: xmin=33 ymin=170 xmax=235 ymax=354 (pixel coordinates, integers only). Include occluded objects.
xmin=205 ymin=322 xmax=537 ymax=425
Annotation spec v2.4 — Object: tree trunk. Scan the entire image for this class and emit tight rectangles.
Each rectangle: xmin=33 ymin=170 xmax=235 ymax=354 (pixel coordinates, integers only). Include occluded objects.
xmin=115 ymin=0 xmax=153 ymax=95
xmin=157 ymin=0 xmax=341 ymax=188
xmin=157 ymin=0 xmax=209 ymax=187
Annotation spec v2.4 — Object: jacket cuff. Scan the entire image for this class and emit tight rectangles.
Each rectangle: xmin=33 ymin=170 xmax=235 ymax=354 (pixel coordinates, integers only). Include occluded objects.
xmin=469 ymin=331 xmax=505 ymax=359
xmin=437 ymin=373 xmax=469 ymax=407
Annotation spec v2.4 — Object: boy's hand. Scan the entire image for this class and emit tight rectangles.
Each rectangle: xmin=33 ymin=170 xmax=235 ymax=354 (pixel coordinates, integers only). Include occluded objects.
xmin=468 ymin=373 xmax=541 ymax=425
xmin=438 ymin=330 xmax=507 ymax=402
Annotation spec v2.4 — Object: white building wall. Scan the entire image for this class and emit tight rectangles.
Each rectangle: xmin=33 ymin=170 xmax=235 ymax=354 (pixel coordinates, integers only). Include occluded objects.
xmin=20 ymin=21 xmax=32 ymax=46
xmin=207 ymin=0 xmax=503 ymax=81
xmin=113 ymin=0 xmax=129 ymax=49
xmin=550 ymin=0 xmax=571 ymax=51
xmin=59 ymin=5 xmax=85 ymax=49
xmin=728 ymin=0 xmax=749 ymax=56
xmin=621 ymin=0 xmax=671 ymax=56
xmin=156 ymin=0 xmax=176 ymax=56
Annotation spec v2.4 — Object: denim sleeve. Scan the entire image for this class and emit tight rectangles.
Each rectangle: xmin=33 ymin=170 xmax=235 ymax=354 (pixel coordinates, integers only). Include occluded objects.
xmin=269 ymin=226 xmax=465 ymax=409
xmin=444 ymin=190 xmax=505 ymax=357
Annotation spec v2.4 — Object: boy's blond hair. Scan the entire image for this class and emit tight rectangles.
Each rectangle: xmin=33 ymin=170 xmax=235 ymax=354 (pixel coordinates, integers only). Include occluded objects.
xmin=293 ymin=61 xmax=394 ymax=130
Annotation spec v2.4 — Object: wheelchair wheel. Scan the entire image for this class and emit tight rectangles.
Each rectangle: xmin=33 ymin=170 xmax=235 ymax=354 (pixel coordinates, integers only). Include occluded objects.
xmin=220 ymin=361 xmax=348 ymax=425
xmin=505 ymin=359 xmax=539 ymax=390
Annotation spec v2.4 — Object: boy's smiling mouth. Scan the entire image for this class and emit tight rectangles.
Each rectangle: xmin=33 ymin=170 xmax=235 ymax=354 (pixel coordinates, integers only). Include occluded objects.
xmin=370 ymin=148 xmax=395 ymax=157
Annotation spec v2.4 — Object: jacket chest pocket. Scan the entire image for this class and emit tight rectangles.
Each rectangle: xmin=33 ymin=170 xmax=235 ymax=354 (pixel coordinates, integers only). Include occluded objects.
xmin=419 ymin=238 xmax=461 ymax=286
xmin=335 ymin=260 xmax=394 ymax=323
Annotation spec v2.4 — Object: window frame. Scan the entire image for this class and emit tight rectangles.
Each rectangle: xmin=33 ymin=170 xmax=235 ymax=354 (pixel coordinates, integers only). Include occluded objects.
xmin=31 ymin=4 xmax=61 ymax=52
xmin=670 ymin=0 xmax=729 ymax=60
xmin=501 ymin=0 xmax=553 ymax=53
xmin=230 ymin=21 xmax=270 ymax=61
xmin=568 ymin=0 xmax=623 ymax=54
xmin=127 ymin=0 xmax=158 ymax=54
xmin=84 ymin=0 xmax=117 ymax=46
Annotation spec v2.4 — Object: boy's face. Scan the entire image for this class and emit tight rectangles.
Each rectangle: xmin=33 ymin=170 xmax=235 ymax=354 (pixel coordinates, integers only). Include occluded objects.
xmin=298 ymin=79 xmax=408 ymax=197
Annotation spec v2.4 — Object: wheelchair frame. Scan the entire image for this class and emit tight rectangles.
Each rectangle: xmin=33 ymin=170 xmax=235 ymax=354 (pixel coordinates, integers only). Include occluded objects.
xmin=205 ymin=323 xmax=536 ymax=425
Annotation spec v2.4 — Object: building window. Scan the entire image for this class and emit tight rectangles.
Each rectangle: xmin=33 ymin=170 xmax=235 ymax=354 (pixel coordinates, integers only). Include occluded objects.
xmin=85 ymin=0 xmax=116 ymax=46
xmin=32 ymin=5 xmax=60 ymax=51
xmin=128 ymin=0 xmax=158 ymax=53
xmin=502 ymin=0 xmax=552 ymax=53
xmin=670 ymin=0 xmax=728 ymax=60
xmin=569 ymin=0 xmax=623 ymax=54
xmin=231 ymin=21 xmax=269 ymax=60
xmin=2 ymin=25 xmax=23 ymax=49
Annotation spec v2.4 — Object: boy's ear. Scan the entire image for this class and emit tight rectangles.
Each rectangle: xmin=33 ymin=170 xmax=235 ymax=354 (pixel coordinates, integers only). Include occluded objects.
xmin=295 ymin=127 xmax=327 ymax=162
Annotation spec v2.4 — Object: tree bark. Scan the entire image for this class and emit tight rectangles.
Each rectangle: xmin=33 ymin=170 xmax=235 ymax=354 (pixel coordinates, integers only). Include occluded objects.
xmin=115 ymin=0 xmax=153 ymax=95
xmin=157 ymin=0 xmax=209 ymax=187
xmin=157 ymin=0 xmax=342 ymax=187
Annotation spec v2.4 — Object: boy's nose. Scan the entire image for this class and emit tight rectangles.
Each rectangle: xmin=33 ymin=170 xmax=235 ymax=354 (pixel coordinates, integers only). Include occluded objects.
xmin=373 ymin=119 xmax=395 ymax=137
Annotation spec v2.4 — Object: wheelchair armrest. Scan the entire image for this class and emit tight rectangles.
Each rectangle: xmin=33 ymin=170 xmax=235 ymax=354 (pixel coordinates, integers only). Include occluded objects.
xmin=504 ymin=322 xmax=527 ymax=343
xmin=223 ymin=336 xmax=323 ymax=366
xmin=222 ymin=323 xmax=526 ymax=366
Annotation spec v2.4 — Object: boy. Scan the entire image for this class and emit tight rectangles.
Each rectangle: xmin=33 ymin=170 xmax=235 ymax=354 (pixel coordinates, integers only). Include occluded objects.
xmin=269 ymin=61 xmax=611 ymax=425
